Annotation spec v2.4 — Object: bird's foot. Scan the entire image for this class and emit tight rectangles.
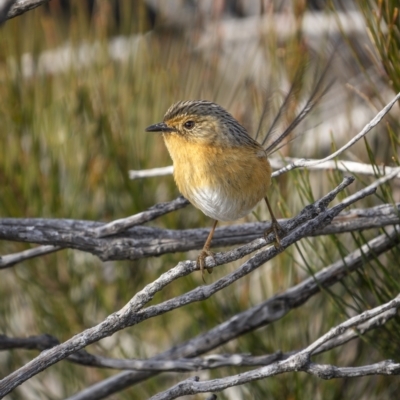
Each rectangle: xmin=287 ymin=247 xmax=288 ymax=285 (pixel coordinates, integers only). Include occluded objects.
xmin=197 ymin=248 xmax=215 ymax=280
xmin=264 ymin=219 xmax=285 ymax=249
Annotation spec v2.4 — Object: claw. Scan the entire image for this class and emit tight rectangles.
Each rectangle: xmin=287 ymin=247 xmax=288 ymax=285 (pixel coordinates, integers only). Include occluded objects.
xmin=264 ymin=219 xmax=285 ymax=249
xmin=196 ymin=220 xmax=218 ymax=280
xmin=197 ymin=249 xmax=215 ymax=280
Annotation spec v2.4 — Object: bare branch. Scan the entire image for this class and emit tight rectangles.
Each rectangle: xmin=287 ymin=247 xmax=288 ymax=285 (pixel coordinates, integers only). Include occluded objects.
xmin=0 ymin=0 xmax=15 ymax=23
xmin=5 ymin=0 xmax=48 ymax=20
xmin=64 ymin=306 xmax=399 ymax=371
xmin=66 ymin=300 xmax=396 ymax=371
xmin=0 ymin=168 xmax=400 ymax=268
xmin=0 ymin=334 xmax=59 ymax=351
xmin=4 ymin=233 xmax=397 ymax=379
xmin=129 ymin=159 xmax=400 ymax=180
xmin=304 ymin=360 xmax=400 ymax=379
xmin=66 ymin=224 xmax=400 ymax=400
xmin=0 ymin=196 xmax=190 ymax=267
xmin=91 ymin=196 xmax=189 ymax=238
xmin=273 ymin=92 xmax=400 ymax=177
xmin=0 ymin=213 xmax=387 ymax=269
xmin=0 ymin=245 xmax=60 ymax=269
xmin=1 ymin=156 xmax=398 ymax=396
xmin=4 ymin=212 xmax=394 ymax=264
xmin=151 ymin=359 xmax=400 ymax=400
xmin=148 ymin=297 xmax=400 ymax=400
xmin=314 ymin=308 xmax=397 ymax=355
xmin=4 ymin=303 xmax=395 ymax=373
xmin=129 ymin=166 xmax=174 ymax=180
xmin=0 ymin=177 xmax=360 ymax=397
xmin=272 ymin=158 xmax=400 ymax=177
xmin=1 ymin=195 xmax=400 ymax=265
xmin=71 ymin=352 xmax=284 ymax=372
xmin=304 ymin=297 xmax=400 ymax=356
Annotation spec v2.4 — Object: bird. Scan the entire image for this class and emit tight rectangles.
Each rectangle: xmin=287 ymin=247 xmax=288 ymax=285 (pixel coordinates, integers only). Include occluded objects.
xmin=145 ymin=100 xmax=283 ymax=275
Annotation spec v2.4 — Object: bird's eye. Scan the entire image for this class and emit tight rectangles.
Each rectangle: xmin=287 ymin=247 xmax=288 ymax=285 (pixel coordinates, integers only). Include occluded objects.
xmin=184 ymin=120 xmax=195 ymax=130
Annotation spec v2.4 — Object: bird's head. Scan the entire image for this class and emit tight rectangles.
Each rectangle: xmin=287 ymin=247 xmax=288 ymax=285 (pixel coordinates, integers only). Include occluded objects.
xmin=145 ymin=100 xmax=250 ymax=147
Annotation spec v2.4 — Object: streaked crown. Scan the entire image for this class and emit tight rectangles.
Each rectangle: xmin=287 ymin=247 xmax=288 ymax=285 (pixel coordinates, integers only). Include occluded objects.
xmin=146 ymin=100 xmax=262 ymax=149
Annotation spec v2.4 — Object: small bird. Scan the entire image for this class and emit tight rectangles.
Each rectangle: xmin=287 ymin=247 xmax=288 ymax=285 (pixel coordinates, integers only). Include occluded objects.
xmin=146 ymin=100 xmax=283 ymax=274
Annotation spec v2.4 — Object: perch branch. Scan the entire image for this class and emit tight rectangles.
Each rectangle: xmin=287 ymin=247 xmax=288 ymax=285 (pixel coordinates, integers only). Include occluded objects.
xmin=129 ymin=158 xmax=400 ymax=180
xmin=0 ymin=177 xmax=359 ymax=397
xmin=5 ymin=0 xmax=49 ymax=20
xmin=2 ymin=170 xmax=400 ymax=265
xmin=149 ymin=296 xmax=400 ymax=399
xmin=66 ymin=224 xmax=400 ymax=400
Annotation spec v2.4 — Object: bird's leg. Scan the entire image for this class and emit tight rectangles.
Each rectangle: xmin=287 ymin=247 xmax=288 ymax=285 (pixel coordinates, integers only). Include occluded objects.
xmin=197 ymin=220 xmax=218 ymax=277
xmin=264 ymin=196 xmax=284 ymax=248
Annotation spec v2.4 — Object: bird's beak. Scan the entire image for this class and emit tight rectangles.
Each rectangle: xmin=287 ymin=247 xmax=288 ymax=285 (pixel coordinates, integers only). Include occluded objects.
xmin=145 ymin=122 xmax=175 ymax=133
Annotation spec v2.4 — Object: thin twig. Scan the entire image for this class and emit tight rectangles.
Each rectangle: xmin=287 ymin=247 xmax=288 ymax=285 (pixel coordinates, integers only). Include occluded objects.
xmin=129 ymin=166 xmax=174 ymax=180
xmin=5 ymin=0 xmax=49 ymax=20
xmin=2 ymin=205 xmax=397 ymax=266
xmin=271 ymin=157 xmax=399 ymax=177
xmin=0 ymin=197 xmax=190 ymax=267
xmin=4 ymin=306 xmax=396 ymax=375
xmin=0 ymin=178 xmax=357 ymax=397
xmin=0 ymin=179 xmax=350 ymax=262
xmin=148 ymin=297 xmax=400 ymax=399
xmin=0 ymin=0 xmax=15 ymax=23
xmin=2 ymin=178 xmax=400 ymax=264
xmin=0 ymin=169 xmax=400 ymax=262
xmin=66 ymin=225 xmax=400 ymax=400
xmin=129 ymin=157 xmax=395 ymax=179
xmin=91 ymin=196 xmax=189 ymax=238
xmin=4 ymin=227 xmax=397 ymax=376
xmin=273 ymin=92 xmax=400 ymax=177
xmin=151 ymin=360 xmax=400 ymax=400
xmin=0 ymin=245 xmax=61 ymax=269
xmin=128 ymin=158 xmax=400 ymax=180
xmin=0 ymin=334 xmax=59 ymax=351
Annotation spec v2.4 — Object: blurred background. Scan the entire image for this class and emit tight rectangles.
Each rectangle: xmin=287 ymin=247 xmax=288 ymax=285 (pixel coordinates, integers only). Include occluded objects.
xmin=1 ymin=0 xmax=400 ymax=398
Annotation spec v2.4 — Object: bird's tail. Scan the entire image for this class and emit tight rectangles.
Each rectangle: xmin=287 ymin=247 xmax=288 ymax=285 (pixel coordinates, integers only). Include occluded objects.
xmin=258 ymin=53 xmax=335 ymax=156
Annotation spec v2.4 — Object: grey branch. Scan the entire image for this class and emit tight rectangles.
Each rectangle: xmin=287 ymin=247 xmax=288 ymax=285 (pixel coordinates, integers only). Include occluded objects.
xmin=0 ymin=334 xmax=59 ymax=351
xmin=5 ymin=306 xmax=395 ymax=373
xmin=0 ymin=245 xmax=60 ymax=269
xmin=0 ymin=0 xmax=15 ymax=23
xmin=4 ymin=0 xmax=49 ymax=20
xmin=0 ymin=196 xmax=191 ymax=266
xmin=129 ymin=159 xmax=400 ymax=180
xmin=91 ymin=196 xmax=189 ymax=238
xmin=1 ymin=198 xmax=400 ymax=266
xmin=152 ymin=361 xmax=400 ymax=400
xmin=0 ymin=177 xmax=362 ymax=397
xmin=273 ymin=93 xmax=400 ymax=177
xmin=149 ymin=297 xmax=400 ymax=400
xmin=1 ymin=173 xmax=398 ymax=397
xmin=66 ymin=223 xmax=400 ymax=400
xmin=66 ymin=306 xmax=398 ymax=372
xmin=72 ymin=352 xmax=284 ymax=372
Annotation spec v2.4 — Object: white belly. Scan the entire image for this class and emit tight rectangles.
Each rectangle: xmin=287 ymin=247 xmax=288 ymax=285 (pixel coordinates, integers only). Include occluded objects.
xmin=189 ymin=186 xmax=256 ymax=221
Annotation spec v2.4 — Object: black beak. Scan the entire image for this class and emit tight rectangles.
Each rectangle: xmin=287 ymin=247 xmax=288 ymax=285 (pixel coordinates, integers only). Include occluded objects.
xmin=145 ymin=122 xmax=175 ymax=133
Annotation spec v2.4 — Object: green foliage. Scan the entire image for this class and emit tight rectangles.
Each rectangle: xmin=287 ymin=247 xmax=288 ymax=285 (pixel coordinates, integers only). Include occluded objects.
xmin=358 ymin=0 xmax=400 ymax=92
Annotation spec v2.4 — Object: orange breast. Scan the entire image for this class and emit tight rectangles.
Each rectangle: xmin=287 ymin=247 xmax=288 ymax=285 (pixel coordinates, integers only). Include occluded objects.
xmin=163 ymin=134 xmax=272 ymax=221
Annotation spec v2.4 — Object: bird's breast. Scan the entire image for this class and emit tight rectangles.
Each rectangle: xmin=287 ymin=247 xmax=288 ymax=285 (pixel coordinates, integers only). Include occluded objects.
xmin=163 ymin=134 xmax=272 ymax=221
